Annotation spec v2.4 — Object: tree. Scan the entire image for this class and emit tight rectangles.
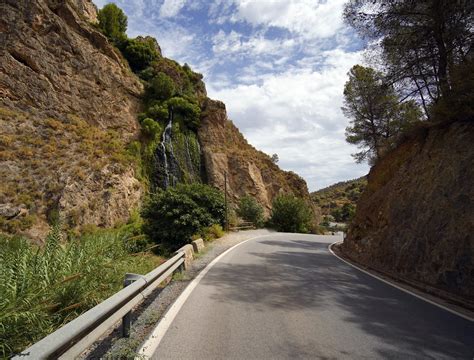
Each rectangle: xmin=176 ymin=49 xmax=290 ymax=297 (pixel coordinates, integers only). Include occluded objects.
xmin=97 ymin=3 xmax=128 ymax=43
xmin=147 ymin=72 xmax=175 ymax=101
xmin=237 ymin=195 xmax=265 ymax=227
xmin=271 ymin=153 xmax=279 ymax=164
xmin=343 ymin=65 xmax=420 ymax=163
xmin=122 ymin=38 xmax=159 ymax=73
xmin=269 ymin=194 xmax=313 ymax=233
xmin=344 ymin=0 xmax=473 ymax=118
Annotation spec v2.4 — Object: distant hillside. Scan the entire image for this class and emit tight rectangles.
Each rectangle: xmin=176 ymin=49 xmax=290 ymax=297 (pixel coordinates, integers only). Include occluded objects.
xmin=311 ymin=177 xmax=367 ymax=223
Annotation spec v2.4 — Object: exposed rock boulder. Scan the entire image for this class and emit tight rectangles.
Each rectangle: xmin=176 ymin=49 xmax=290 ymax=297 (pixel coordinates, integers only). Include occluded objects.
xmin=343 ymin=120 xmax=474 ymax=301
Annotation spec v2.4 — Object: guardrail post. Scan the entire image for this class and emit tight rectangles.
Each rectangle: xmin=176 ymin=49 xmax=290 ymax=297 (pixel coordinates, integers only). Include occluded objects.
xmin=122 ymin=273 xmax=143 ymax=338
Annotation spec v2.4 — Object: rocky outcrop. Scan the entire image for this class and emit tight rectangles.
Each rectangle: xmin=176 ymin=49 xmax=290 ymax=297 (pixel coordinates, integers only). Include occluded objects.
xmin=198 ymin=99 xmax=316 ymax=217
xmin=343 ymin=120 xmax=474 ymax=301
xmin=0 ymin=0 xmax=142 ymax=136
xmin=0 ymin=0 xmax=143 ymax=239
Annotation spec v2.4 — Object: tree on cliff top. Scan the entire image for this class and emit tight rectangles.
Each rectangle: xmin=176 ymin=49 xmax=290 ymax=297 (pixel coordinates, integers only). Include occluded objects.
xmin=97 ymin=3 xmax=127 ymax=44
xmin=343 ymin=65 xmax=420 ymax=163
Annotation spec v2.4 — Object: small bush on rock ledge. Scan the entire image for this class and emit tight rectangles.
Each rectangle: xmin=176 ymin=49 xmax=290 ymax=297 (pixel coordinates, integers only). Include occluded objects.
xmin=141 ymin=184 xmax=225 ymax=252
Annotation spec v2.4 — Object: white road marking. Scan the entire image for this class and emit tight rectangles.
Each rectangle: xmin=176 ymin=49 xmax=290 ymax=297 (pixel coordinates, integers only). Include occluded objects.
xmin=328 ymin=241 xmax=474 ymax=322
xmin=137 ymin=234 xmax=271 ymax=359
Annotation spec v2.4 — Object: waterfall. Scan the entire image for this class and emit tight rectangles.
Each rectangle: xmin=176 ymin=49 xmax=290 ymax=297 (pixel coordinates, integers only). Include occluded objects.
xmin=185 ymin=135 xmax=194 ymax=179
xmin=159 ymin=111 xmax=177 ymax=188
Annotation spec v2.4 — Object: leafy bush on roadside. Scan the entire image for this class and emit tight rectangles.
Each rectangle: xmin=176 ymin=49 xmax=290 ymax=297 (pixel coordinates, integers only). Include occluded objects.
xmin=141 ymin=184 xmax=225 ymax=252
xmin=237 ymin=195 xmax=265 ymax=227
xmin=269 ymin=194 xmax=313 ymax=233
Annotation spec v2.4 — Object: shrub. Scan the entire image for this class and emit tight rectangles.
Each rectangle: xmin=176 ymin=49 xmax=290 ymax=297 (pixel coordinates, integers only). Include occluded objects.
xmin=122 ymin=38 xmax=159 ymax=73
xmin=147 ymin=72 xmax=175 ymax=101
xmin=147 ymin=103 xmax=169 ymax=122
xmin=201 ymin=224 xmax=225 ymax=242
xmin=269 ymin=194 xmax=313 ymax=233
xmin=141 ymin=118 xmax=162 ymax=138
xmin=141 ymin=184 xmax=225 ymax=252
xmin=237 ymin=195 xmax=264 ymax=227
xmin=97 ymin=3 xmax=127 ymax=44
xmin=166 ymin=97 xmax=201 ymax=130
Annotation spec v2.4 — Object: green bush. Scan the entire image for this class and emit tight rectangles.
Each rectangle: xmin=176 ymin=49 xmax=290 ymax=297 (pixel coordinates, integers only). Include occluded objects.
xmin=237 ymin=195 xmax=264 ymax=227
xmin=269 ymin=194 xmax=313 ymax=233
xmin=122 ymin=38 xmax=159 ymax=72
xmin=331 ymin=203 xmax=356 ymax=223
xmin=147 ymin=72 xmax=175 ymax=101
xmin=141 ymin=184 xmax=225 ymax=252
xmin=141 ymin=118 xmax=162 ymax=138
xmin=0 ymin=225 xmax=162 ymax=358
xmin=147 ymin=103 xmax=169 ymax=122
xmin=166 ymin=97 xmax=201 ymax=130
xmin=97 ymin=3 xmax=127 ymax=43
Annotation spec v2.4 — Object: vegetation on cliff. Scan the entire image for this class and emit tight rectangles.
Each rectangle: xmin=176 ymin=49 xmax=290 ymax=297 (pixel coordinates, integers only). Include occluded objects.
xmin=343 ymin=0 xmax=473 ymax=164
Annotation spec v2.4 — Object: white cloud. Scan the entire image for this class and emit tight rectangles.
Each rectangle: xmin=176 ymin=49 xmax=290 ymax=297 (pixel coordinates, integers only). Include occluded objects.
xmin=207 ymin=48 xmax=369 ymax=190
xmin=159 ymin=0 xmax=187 ymax=18
xmin=229 ymin=0 xmax=348 ymax=40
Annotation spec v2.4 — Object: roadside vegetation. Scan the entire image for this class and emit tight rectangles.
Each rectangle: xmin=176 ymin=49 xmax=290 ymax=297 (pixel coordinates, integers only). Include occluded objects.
xmin=268 ymin=194 xmax=314 ymax=233
xmin=236 ymin=195 xmax=265 ymax=228
xmin=0 ymin=223 xmax=164 ymax=358
xmin=141 ymin=184 xmax=225 ymax=253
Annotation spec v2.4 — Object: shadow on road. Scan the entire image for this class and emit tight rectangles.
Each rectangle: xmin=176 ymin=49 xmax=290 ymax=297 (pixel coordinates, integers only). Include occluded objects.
xmin=202 ymin=237 xmax=474 ymax=359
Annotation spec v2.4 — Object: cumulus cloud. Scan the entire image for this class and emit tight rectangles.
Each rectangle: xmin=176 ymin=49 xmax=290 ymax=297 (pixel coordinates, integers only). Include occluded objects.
xmin=159 ymin=0 xmax=187 ymax=18
xmin=207 ymin=48 xmax=370 ymax=189
xmin=217 ymin=0 xmax=348 ymax=40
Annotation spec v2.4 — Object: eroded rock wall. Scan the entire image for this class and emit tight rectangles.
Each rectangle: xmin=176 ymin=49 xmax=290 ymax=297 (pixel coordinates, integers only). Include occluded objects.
xmin=343 ymin=120 xmax=474 ymax=300
xmin=0 ymin=0 xmax=143 ymax=239
xmin=198 ymin=99 xmax=317 ymax=218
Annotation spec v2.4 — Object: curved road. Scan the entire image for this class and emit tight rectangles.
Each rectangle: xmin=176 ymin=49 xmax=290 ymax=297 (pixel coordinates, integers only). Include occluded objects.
xmin=150 ymin=234 xmax=474 ymax=359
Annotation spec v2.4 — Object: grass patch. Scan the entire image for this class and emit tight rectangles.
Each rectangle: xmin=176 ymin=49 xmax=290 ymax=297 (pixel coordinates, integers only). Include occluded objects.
xmin=0 ymin=226 xmax=164 ymax=358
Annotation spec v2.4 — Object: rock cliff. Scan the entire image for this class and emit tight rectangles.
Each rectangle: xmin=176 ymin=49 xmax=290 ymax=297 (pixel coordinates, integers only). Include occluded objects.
xmin=343 ymin=120 xmax=474 ymax=302
xmin=0 ymin=0 xmax=317 ymax=238
xmin=198 ymin=99 xmax=314 ymax=215
xmin=0 ymin=0 xmax=143 ymax=238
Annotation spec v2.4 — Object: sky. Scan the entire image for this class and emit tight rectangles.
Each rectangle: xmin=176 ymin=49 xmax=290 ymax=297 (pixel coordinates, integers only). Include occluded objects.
xmin=94 ymin=0 xmax=370 ymax=191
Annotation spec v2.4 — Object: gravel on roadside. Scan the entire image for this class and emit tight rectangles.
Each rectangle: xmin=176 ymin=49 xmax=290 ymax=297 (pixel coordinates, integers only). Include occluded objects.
xmin=80 ymin=229 xmax=273 ymax=359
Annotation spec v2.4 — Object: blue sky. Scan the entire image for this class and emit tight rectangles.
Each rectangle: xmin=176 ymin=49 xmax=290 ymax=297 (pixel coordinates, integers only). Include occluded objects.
xmin=94 ymin=0 xmax=370 ymax=191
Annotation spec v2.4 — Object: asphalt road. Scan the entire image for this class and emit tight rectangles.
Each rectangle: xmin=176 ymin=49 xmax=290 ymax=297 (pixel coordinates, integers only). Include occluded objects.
xmin=152 ymin=234 xmax=474 ymax=359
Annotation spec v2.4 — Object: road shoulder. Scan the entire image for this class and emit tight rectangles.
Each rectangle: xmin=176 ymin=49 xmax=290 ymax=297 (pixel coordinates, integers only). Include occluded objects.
xmin=329 ymin=241 xmax=474 ymax=322
xmin=79 ymin=229 xmax=273 ymax=359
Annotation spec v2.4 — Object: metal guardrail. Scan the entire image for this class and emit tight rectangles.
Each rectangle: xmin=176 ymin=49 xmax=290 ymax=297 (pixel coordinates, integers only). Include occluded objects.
xmin=14 ymin=251 xmax=186 ymax=359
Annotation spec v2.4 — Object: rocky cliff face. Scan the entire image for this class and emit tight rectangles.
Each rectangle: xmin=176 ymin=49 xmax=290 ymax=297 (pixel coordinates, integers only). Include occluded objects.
xmin=343 ymin=120 xmax=474 ymax=301
xmin=0 ymin=0 xmax=317 ymax=239
xmin=0 ymin=0 xmax=143 ymax=239
xmin=198 ymin=99 xmax=315 ymax=215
